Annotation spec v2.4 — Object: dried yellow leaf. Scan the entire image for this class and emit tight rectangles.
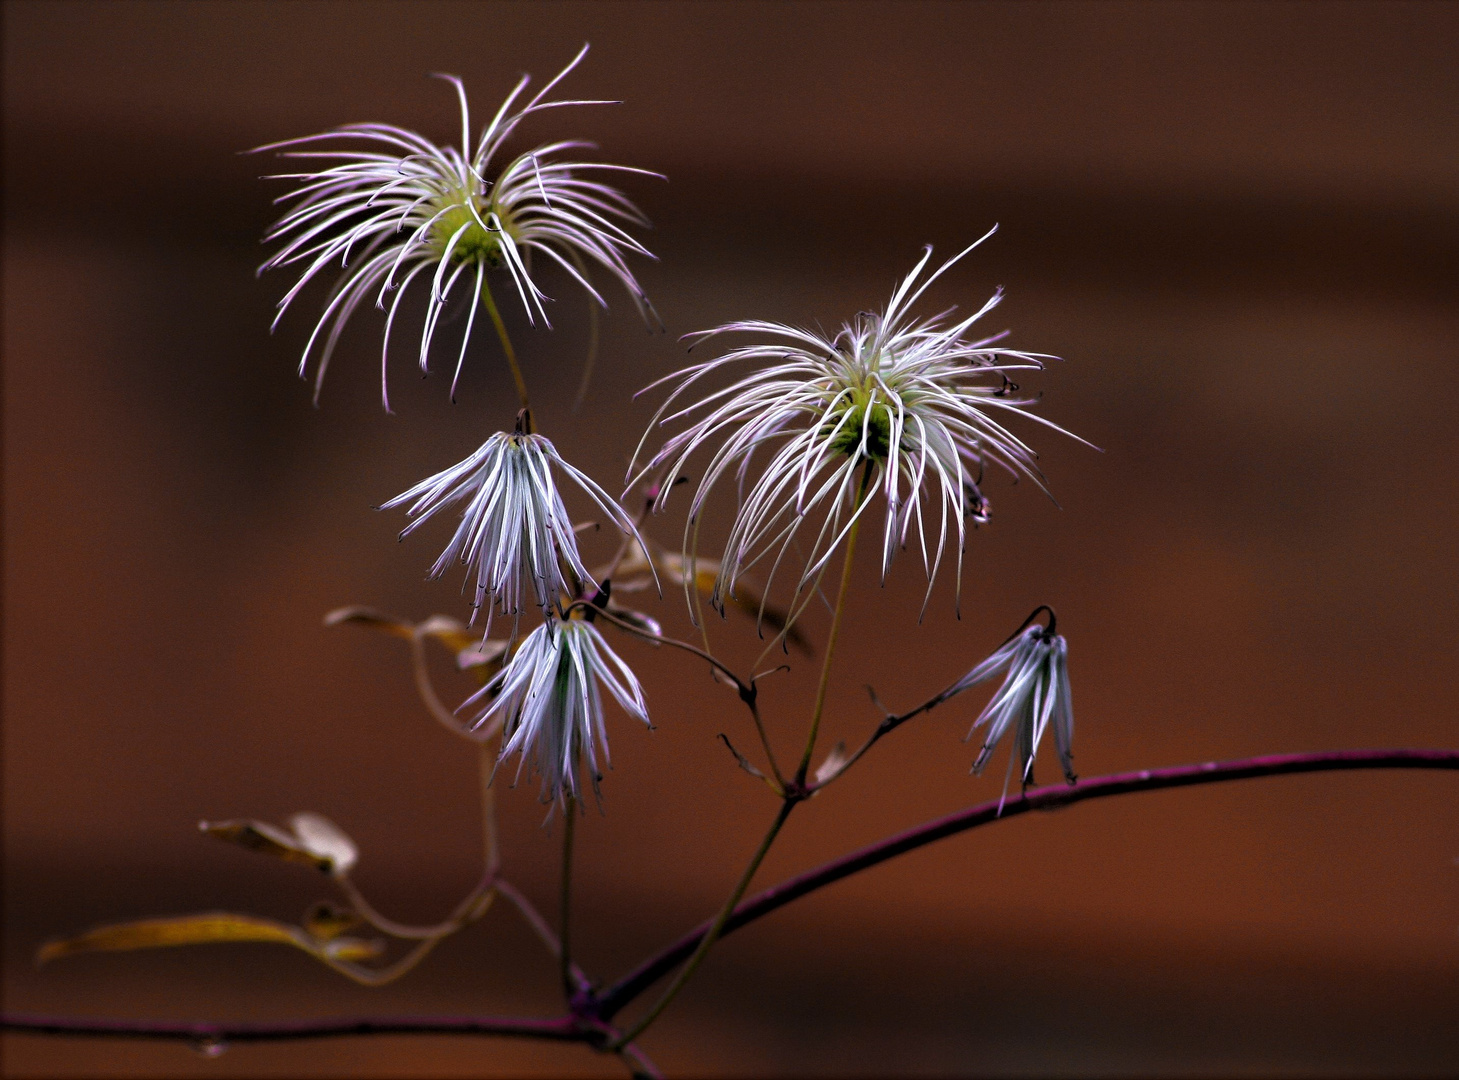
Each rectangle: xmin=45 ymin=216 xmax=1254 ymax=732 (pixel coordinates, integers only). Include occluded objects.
xmin=37 ymin=913 xmax=305 ymax=964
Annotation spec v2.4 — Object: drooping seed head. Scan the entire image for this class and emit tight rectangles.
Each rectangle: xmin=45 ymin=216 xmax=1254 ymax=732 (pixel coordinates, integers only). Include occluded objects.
xmin=381 ymin=431 xmax=649 ymax=630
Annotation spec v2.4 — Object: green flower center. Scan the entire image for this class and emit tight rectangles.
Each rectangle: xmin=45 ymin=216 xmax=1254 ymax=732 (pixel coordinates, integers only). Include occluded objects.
xmin=826 ymin=391 xmax=893 ymax=461
xmin=429 ymin=194 xmax=513 ymax=267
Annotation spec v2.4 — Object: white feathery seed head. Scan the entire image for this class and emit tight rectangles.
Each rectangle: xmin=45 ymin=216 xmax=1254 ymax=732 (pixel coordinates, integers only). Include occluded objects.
xmin=381 ymin=430 xmax=647 ymax=628
xmin=257 ymin=44 xmax=659 ymax=408
xmin=468 ymin=617 xmax=651 ymax=808
xmin=630 ymin=229 xmax=1085 ymax=638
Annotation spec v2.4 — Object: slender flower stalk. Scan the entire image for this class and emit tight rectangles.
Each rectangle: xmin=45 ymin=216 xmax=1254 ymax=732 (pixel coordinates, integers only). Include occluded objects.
xmin=469 ymin=617 xmax=652 ymax=808
xmin=631 ymin=229 xmax=1086 ymax=637
xmin=257 ymin=44 xmax=659 ymax=407
xmin=953 ymin=614 xmax=1074 ymax=807
xmin=610 ymin=799 xmax=794 ymax=1048
xmin=381 ymin=430 xmax=645 ymax=629
xmin=559 ymin=793 xmax=577 ymax=1003
xmin=795 ymin=462 xmax=873 ymax=784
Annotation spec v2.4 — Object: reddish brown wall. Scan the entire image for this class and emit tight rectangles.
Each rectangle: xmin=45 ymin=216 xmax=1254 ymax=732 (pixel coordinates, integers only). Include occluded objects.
xmin=5 ymin=2 xmax=1457 ymax=1075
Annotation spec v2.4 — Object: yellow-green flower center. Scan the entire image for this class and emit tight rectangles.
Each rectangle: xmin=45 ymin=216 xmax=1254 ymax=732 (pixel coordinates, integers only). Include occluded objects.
xmin=826 ymin=389 xmax=893 ymax=461
xmin=429 ymin=194 xmax=513 ymax=267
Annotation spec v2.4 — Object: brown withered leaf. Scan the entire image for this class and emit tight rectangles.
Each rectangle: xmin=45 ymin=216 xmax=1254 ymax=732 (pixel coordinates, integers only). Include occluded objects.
xmin=200 ymin=812 xmax=358 ymax=876
xmin=456 ymin=639 xmax=509 ymax=694
xmin=200 ymin=819 xmax=333 ymax=872
xmin=287 ymin=812 xmax=358 ymax=874
xmin=608 ymin=541 xmax=812 ymax=654
xmin=813 ymin=740 xmax=851 ymax=785
xmin=324 ymin=605 xmax=414 ymax=639
xmin=327 ymin=606 xmax=486 ymax=654
xmin=328 ymin=605 xmax=507 ymax=688
xmin=606 ymin=604 xmax=663 ymax=639
xmin=415 ymin=614 xmax=481 ymax=655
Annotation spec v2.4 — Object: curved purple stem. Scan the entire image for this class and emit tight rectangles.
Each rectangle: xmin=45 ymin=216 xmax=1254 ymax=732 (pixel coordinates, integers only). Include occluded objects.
xmin=0 ymin=1012 xmax=581 ymax=1043
xmin=0 ymin=1012 xmax=666 ymax=1078
xmin=593 ymin=747 xmax=1459 ymax=1019
xmin=4 ymin=748 xmax=1455 ymax=1055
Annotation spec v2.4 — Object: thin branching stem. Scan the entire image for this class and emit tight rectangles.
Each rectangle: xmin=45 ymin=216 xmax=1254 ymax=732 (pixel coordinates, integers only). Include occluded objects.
xmin=333 ymin=869 xmax=495 ymax=943
xmin=480 ymin=741 xmax=502 ymax=874
xmin=565 ymin=602 xmax=751 ymax=697
xmin=1 ymin=1013 xmax=663 ymax=1079
xmin=493 ymin=880 xmax=594 ymax=997
xmin=612 ymin=1037 xmax=666 ymax=1079
xmin=607 ymin=798 xmax=796 ymax=1048
xmin=1 ymin=1012 xmax=586 ymax=1043
xmin=314 ymin=925 xmax=471 ymax=987
xmin=810 ymin=682 xmax=956 ymax=791
xmin=569 ymin=599 xmax=786 ymax=788
xmin=598 ymin=476 xmax=664 ymax=583
xmin=560 ymin=795 xmax=578 ymax=1003
xmin=744 ymin=691 xmax=787 ymax=791
xmin=328 ymin=736 xmax=505 ymax=944
xmin=407 ymin=632 xmax=479 ymax=739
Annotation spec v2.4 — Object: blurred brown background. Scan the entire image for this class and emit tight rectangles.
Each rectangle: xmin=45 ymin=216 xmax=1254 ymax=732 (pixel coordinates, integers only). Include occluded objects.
xmin=4 ymin=2 xmax=1458 ymax=1076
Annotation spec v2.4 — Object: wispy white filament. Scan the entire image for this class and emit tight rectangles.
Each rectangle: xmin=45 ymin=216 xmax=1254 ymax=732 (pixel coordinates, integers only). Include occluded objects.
xmin=258 ymin=43 xmax=658 ymax=407
xmin=954 ymin=624 xmax=1075 ymax=803
xmin=382 ymin=432 xmax=642 ymax=626
xmin=468 ymin=618 xmax=651 ymax=807
xmin=631 ymin=230 xmax=1084 ymax=636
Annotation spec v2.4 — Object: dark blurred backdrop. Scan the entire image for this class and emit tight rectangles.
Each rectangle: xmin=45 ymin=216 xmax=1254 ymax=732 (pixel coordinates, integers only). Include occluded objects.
xmin=4 ymin=2 xmax=1458 ymax=1076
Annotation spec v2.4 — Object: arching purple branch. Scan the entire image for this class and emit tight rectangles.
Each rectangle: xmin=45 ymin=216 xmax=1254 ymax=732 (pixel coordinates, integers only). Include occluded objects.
xmin=0 ymin=1012 xmax=583 ymax=1043
xmin=5 ymin=749 xmax=1455 ymax=1058
xmin=594 ymin=747 xmax=1459 ymax=1019
xmin=1 ymin=1012 xmax=663 ymax=1078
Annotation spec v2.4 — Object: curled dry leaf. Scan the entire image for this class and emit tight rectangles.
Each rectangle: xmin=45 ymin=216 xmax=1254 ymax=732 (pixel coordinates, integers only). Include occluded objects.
xmin=328 ymin=605 xmax=508 ymax=688
xmin=415 ymin=614 xmax=483 ymax=655
xmin=813 ymin=740 xmax=851 ymax=786
xmin=321 ymin=936 xmax=386 ymax=961
xmin=324 ymin=605 xmax=414 ymax=639
xmin=200 ymin=819 xmax=332 ymax=873
xmin=606 ymin=604 xmax=663 ymax=639
xmin=457 ymin=637 xmax=510 ymax=683
xmin=289 ymin=813 xmax=358 ymax=875
xmin=200 ymin=813 xmax=358 ymax=877
xmin=36 ymin=913 xmax=383 ymax=966
xmin=609 ymin=541 xmax=812 ymax=654
xmin=328 ymin=605 xmax=483 ymax=654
